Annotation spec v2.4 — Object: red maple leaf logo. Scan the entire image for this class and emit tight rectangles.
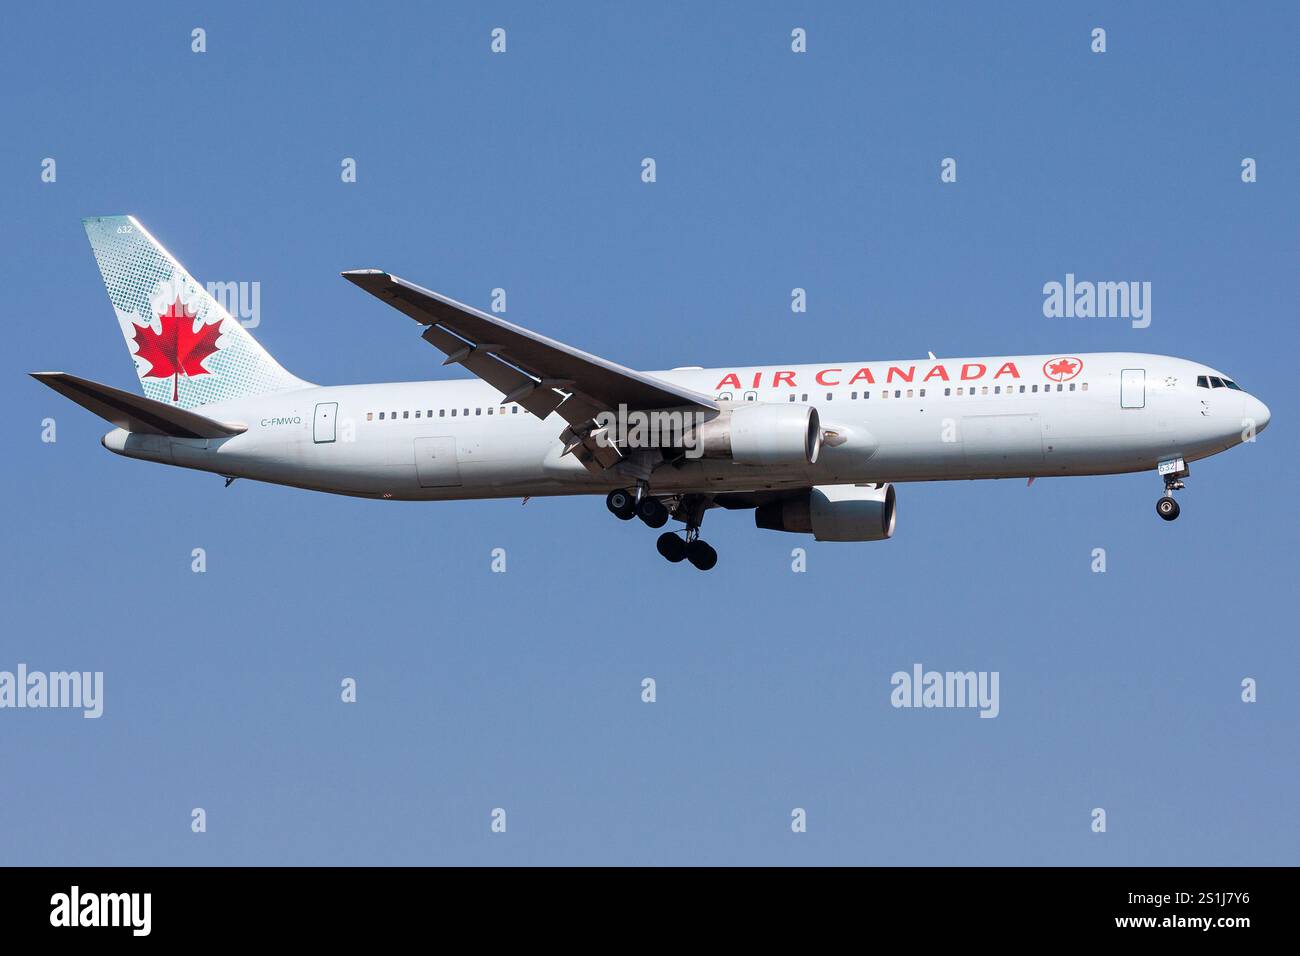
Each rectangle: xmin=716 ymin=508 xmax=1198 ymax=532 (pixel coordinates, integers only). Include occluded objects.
xmin=131 ymin=299 xmax=222 ymax=402
xmin=1043 ymin=356 xmax=1083 ymax=382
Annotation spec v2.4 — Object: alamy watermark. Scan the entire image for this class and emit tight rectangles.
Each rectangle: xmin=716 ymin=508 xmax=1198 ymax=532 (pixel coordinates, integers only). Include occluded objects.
xmin=890 ymin=663 xmax=999 ymax=718
xmin=1043 ymin=273 xmax=1151 ymax=328
xmin=206 ymin=280 xmax=261 ymax=328
xmin=0 ymin=664 xmax=103 ymax=718
xmin=50 ymin=886 xmax=150 ymax=936
xmin=592 ymin=405 xmax=709 ymax=458
xmin=145 ymin=274 xmax=262 ymax=328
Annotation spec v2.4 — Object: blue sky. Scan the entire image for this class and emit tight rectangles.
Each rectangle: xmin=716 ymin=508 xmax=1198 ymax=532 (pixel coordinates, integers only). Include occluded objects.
xmin=1 ymin=1 xmax=1296 ymax=865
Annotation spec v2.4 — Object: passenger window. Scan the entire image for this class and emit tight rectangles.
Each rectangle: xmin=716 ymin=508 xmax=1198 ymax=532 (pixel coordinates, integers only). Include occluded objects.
xmin=440 ymin=410 xmax=446 ymax=417
xmin=906 ymin=389 xmax=913 ymax=398
xmin=367 ymin=412 xmax=373 ymax=421
xmin=1069 ymin=383 xmax=1075 ymax=391
xmin=451 ymin=409 xmax=457 ymax=416
xmin=1019 ymin=385 xmax=1025 ymax=393
xmin=981 ymin=387 xmax=988 ymax=395
xmin=788 ymin=394 xmax=795 ymax=402
xmin=415 ymin=410 xmax=421 ymax=418
xmin=488 ymin=408 xmax=494 ymax=415
xmin=378 ymin=412 xmax=385 ymax=420
xmin=851 ymin=391 xmax=857 ymax=400
xmin=1032 ymin=385 xmax=1038 ymax=393
xmin=801 ymin=393 xmax=808 ymax=402
xmin=826 ymin=392 xmax=833 ymax=401
xmin=881 ymin=390 xmax=889 ymax=400
xmin=1056 ymin=384 xmax=1063 ymax=391
xmin=476 ymin=408 xmax=482 ymax=415
xmin=512 ymin=406 xmax=519 ymax=414
xmin=1081 ymin=383 xmax=1088 ymax=391
xmin=944 ymin=388 xmax=951 ymax=396
xmin=403 ymin=411 xmax=409 ymax=419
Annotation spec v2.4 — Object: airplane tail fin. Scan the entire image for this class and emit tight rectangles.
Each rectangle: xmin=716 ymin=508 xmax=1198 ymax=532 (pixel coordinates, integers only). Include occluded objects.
xmin=82 ymin=216 xmax=311 ymax=410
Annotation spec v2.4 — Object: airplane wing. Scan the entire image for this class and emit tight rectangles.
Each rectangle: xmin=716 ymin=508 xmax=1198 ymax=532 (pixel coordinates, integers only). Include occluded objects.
xmin=342 ymin=270 xmax=717 ymax=471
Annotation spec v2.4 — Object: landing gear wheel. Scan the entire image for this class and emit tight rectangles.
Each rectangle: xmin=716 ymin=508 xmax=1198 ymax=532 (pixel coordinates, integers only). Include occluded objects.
xmin=1156 ymin=497 xmax=1180 ymax=521
xmin=637 ymin=497 xmax=669 ymax=528
xmin=606 ymin=489 xmax=636 ymax=520
xmin=685 ymin=539 xmax=718 ymax=571
xmin=656 ymin=532 xmax=687 ymax=562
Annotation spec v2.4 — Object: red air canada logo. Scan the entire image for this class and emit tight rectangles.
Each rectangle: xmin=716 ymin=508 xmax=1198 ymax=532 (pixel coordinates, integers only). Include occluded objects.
xmin=1043 ymin=356 xmax=1083 ymax=382
xmin=131 ymin=299 xmax=222 ymax=402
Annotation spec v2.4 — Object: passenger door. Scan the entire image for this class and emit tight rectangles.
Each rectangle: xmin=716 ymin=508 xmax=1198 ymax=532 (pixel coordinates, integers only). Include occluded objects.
xmin=1120 ymin=369 xmax=1145 ymax=409
xmin=313 ymin=402 xmax=338 ymax=443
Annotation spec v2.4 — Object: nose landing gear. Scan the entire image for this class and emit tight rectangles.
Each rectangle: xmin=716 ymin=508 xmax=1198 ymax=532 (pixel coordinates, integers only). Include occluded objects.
xmin=1155 ymin=458 xmax=1188 ymax=521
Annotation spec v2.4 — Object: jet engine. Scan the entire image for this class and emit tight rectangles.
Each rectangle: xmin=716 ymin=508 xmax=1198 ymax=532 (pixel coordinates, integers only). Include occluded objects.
xmin=695 ymin=404 xmax=822 ymax=466
xmin=755 ymin=483 xmax=896 ymax=541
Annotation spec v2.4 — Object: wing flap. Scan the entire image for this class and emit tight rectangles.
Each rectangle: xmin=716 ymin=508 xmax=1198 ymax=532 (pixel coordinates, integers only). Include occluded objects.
xmin=420 ymin=324 xmax=565 ymax=420
xmin=342 ymin=270 xmax=716 ymax=419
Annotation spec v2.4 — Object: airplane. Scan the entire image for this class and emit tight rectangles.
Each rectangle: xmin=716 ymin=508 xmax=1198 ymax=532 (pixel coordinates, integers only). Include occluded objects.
xmin=33 ymin=216 xmax=1271 ymax=571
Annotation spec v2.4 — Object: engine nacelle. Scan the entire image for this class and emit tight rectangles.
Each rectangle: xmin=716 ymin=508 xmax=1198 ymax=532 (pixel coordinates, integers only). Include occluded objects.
xmin=755 ymin=483 xmax=896 ymax=541
xmin=696 ymin=404 xmax=822 ymax=466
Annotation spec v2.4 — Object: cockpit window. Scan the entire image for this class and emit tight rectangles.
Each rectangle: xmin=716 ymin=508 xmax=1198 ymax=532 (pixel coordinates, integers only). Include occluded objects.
xmin=1197 ymin=374 xmax=1243 ymax=390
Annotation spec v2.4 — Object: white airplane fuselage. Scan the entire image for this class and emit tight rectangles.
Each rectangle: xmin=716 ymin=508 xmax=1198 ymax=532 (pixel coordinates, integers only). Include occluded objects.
xmin=101 ymin=352 xmax=1270 ymax=500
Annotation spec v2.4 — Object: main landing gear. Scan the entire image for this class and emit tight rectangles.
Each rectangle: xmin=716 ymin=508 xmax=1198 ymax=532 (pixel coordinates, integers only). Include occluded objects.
xmin=1155 ymin=458 xmax=1188 ymax=522
xmin=605 ymin=488 xmax=668 ymax=527
xmin=605 ymin=488 xmax=635 ymax=520
xmin=656 ymin=528 xmax=717 ymax=571
xmin=606 ymin=488 xmax=717 ymax=570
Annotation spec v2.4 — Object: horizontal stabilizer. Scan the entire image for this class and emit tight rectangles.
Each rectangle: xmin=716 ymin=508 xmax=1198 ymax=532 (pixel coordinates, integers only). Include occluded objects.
xmin=30 ymin=372 xmax=247 ymax=439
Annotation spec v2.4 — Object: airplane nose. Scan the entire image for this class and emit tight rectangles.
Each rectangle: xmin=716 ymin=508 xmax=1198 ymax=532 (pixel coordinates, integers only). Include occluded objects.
xmin=1247 ymin=395 xmax=1270 ymax=435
